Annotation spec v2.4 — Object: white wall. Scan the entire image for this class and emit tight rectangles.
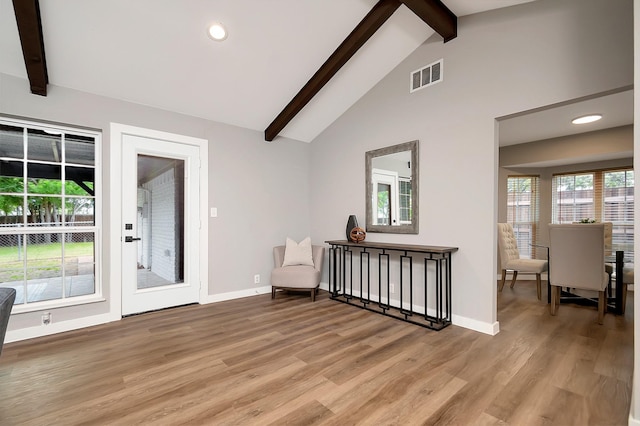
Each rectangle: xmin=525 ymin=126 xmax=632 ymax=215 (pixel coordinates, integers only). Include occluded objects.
xmin=0 ymin=72 xmax=311 ymax=337
xmin=309 ymin=0 xmax=633 ymax=333
xmin=632 ymin=1 xmax=639 ymax=424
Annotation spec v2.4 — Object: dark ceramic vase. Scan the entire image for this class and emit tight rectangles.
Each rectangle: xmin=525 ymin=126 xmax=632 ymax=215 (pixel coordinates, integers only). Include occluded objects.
xmin=346 ymin=215 xmax=358 ymax=242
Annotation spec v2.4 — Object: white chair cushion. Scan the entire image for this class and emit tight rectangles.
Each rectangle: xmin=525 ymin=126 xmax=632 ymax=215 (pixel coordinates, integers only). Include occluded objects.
xmin=271 ymin=265 xmax=320 ymax=288
xmin=504 ymin=258 xmax=548 ymax=274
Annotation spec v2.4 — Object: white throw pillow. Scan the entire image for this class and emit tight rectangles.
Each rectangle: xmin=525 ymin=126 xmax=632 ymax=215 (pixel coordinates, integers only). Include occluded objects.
xmin=282 ymin=237 xmax=314 ymax=267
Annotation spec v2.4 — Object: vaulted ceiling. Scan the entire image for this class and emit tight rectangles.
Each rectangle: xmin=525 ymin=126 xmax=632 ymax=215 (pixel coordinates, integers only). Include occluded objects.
xmin=1 ymin=0 xmax=536 ymax=142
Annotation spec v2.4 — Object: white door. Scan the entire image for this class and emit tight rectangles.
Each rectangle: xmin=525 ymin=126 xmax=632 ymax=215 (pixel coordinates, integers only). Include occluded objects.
xmin=121 ymin=134 xmax=201 ymax=315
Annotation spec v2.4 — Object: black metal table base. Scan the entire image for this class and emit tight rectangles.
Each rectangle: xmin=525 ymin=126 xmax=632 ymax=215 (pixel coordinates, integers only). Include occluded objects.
xmin=325 ymin=240 xmax=458 ymax=332
xmin=559 ymin=289 xmax=618 ymax=311
xmin=330 ymin=293 xmax=450 ymax=331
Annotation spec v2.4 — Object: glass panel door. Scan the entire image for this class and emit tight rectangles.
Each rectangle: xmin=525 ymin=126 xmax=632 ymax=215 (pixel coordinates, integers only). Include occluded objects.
xmin=135 ymin=155 xmax=185 ymax=290
xmin=121 ymin=135 xmax=200 ymax=315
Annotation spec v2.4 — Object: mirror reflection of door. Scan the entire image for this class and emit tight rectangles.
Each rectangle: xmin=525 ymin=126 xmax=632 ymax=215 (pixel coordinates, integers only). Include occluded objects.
xmin=372 ymin=169 xmax=399 ymax=225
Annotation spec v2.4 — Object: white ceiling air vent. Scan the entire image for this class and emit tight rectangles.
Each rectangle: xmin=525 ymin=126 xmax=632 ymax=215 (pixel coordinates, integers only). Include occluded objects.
xmin=410 ymin=59 xmax=443 ymax=93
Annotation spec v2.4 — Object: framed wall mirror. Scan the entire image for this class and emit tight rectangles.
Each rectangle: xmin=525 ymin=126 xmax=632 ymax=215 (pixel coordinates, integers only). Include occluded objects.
xmin=365 ymin=140 xmax=419 ymax=234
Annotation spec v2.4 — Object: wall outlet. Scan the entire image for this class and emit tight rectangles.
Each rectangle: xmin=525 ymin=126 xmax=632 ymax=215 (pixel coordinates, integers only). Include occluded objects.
xmin=390 ymin=283 xmax=395 ymax=293
xmin=42 ymin=312 xmax=51 ymax=325
xmin=254 ymin=274 xmax=260 ymax=284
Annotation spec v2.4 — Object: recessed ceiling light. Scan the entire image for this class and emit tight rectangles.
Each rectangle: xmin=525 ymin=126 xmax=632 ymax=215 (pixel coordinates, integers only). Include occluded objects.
xmin=571 ymin=114 xmax=602 ymax=124
xmin=207 ymin=22 xmax=228 ymax=41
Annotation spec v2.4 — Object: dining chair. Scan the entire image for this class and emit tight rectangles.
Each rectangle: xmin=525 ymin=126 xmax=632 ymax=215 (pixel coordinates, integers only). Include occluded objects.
xmin=574 ymin=221 xmax=614 ymax=296
xmin=548 ymin=223 xmax=608 ymax=324
xmin=620 ymin=265 xmax=633 ymax=314
xmin=497 ymin=223 xmax=548 ymax=300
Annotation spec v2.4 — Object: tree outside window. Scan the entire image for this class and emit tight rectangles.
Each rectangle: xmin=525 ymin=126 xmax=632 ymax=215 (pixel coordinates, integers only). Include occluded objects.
xmin=0 ymin=120 xmax=99 ymax=308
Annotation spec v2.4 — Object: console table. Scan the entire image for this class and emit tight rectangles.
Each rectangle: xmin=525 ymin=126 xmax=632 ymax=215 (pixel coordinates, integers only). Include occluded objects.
xmin=325 ymin=240 xmax=458 ymax=331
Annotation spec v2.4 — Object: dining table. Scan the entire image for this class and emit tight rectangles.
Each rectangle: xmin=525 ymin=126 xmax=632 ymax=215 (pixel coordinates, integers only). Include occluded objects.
xmin=607 ymin=249 xmax=632 ymax=314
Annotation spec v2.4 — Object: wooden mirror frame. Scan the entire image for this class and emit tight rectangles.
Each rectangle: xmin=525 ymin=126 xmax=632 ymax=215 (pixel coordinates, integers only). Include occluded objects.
xmin=365 ymin=140 xmax=419 ymax=234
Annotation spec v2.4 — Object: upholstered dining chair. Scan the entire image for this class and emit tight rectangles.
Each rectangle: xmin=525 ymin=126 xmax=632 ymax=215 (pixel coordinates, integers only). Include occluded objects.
xmin=0 ymin=288 xmax=16 ymax=357
xmin=548 ymin=223 xmax=608 ymax=324
xmin=576 ymin=222 xmax=614 ymax=293
xmin=497 ymin=223 xmax=548 ymax=300
xmin=271 ymin=242 xmax=325 ymax=302
xmin=620 ymin=265 xmax=633 ymax=314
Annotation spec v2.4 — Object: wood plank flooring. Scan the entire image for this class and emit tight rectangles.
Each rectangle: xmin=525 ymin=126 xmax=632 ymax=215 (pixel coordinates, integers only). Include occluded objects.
xmin=0 ymin=282 xmax=633 ymax=425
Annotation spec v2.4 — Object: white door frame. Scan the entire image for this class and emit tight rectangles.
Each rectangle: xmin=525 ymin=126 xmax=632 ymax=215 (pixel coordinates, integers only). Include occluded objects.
xmin=109 ymin=123 xmax=208 ymax=319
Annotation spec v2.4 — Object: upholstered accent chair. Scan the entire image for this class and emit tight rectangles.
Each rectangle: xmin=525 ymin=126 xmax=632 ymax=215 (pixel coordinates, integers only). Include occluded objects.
xmin=271 ymin=245 xmax=325 ymax=301
xmin=497 ymin=223 xmax=548 ymax=300
xmin=548 ymin=223 xmax=608 ymax=324
xmin=0 ymin=288 xmax=16 ymax=357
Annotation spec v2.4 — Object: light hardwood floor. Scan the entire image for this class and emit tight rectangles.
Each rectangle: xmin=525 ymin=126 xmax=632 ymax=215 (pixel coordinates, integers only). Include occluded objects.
xmin=0 ymin=282 xmax=633 ymax=425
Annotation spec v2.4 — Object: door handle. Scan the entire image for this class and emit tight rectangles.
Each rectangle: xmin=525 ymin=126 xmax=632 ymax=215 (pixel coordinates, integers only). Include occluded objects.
xmin=125 ymin=236 xmax=142 ymax=242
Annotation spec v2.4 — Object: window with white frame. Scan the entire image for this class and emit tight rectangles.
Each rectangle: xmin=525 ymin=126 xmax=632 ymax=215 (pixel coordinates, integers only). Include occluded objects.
xmin=552 ymin=168 xmax=634 ymax=252
xmin=506 ymin=175 xmax=540 ymax=259
xmin=398 ymin=178 xmax=412 ymax=224
xmin=0 ymin=118 xmax=101 ymax=310
xmin=603 ymin=169 xmax=634 ymax=248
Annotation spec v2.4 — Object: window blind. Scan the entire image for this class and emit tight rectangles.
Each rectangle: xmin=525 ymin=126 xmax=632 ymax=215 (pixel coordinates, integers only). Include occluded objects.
xmin=551 ymin=172 xmax=597 ymax=223
xmin=552 ymin=168 xmax=634 ymax=253
xmin=603 ymin=169 xmax=634 ymax=251
xmin=507 ymin=175 xmax=540 ymax=259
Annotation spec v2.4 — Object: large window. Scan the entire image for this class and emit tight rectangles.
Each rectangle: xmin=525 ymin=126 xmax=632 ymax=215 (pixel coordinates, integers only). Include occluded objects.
xmin=0 ymin=118 xmax=101 ymax=310
xmin=506 ymin=175 xmax=540 ymax=259
xmin=552 ymin=168 xmax=634 ymax=251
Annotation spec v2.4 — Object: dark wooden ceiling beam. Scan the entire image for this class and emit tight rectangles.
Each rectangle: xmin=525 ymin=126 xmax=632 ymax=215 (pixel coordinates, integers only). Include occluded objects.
xmin=12 ymin=0 xmax=48 ymax=96
xmin=400 ymin=0 xmax=457 ymax=42
xmin=264 ymin=0 xmax=402 ymax=141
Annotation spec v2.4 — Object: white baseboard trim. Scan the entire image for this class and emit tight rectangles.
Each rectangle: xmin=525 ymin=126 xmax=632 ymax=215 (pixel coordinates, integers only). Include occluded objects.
xmin=324 ymin=287 xmax=498 ymax=336
xmin=452 ymin=315 xmax=500 ymax=335
xmin=5 ymin=312 xmax=118 ymax=344
xmin=203 ymin=283 xmax=335 ymax=304
xmin=6 ymin=282 xmax=500 ymax=342
xmin=202 ymin=285 xmax=272 ymax=304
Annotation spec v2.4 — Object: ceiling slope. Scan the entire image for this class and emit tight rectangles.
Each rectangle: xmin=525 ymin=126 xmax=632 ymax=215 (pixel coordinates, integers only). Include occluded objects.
xmin=1 ymin=0 xmax=537 ymax=142
xmin=264 ymin=0 xmax=402 ymax=141
xmin=265 ymin=0 xmax=458 ymax=141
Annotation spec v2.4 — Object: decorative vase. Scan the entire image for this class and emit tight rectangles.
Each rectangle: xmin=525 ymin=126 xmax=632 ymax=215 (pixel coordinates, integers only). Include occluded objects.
xmin=346 ymin=215 xmax=358 ymax=242
xmin=350 ymin=227 xmax=366 ymax=243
